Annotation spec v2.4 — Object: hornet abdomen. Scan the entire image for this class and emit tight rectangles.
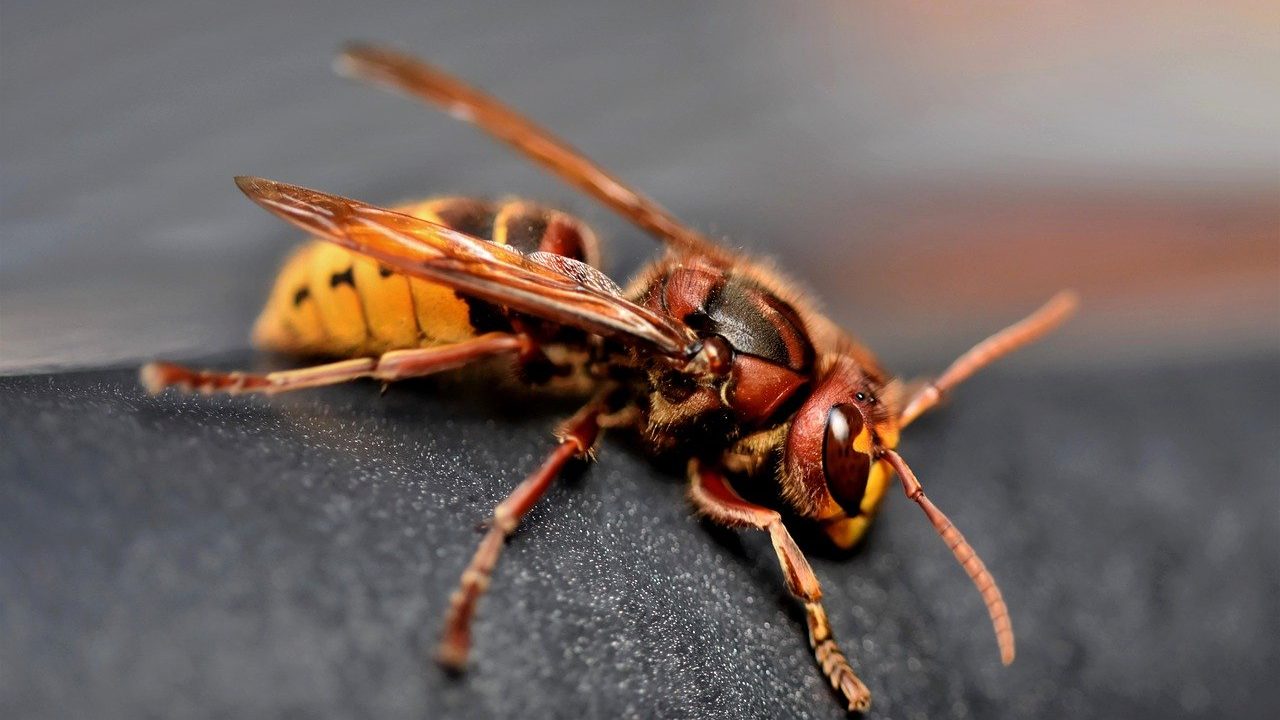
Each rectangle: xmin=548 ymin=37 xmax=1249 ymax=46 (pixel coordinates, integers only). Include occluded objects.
xmin=252 ymin=196 xmax=599 ymax=358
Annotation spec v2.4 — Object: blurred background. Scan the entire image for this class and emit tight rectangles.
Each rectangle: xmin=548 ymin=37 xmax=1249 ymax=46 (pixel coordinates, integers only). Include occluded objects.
xmin=3 ymin=0 xmax=1276 ymax=371
xmin=2 ymin=2 xmax=1278 ymax=719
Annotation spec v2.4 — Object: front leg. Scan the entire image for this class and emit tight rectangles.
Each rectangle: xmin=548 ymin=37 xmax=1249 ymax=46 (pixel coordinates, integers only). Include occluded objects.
xmin=688 ymin=461 xmax=872 ymax=713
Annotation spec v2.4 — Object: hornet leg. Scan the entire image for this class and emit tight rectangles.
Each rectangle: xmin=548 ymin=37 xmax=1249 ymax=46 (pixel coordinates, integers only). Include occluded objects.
xmin=140 ymin=332 xmax=527 ymax=396
xmin=437 ymin=389 xmax=612 ymax=669
xmin=688 ymin=461 xmax=872 ymax=713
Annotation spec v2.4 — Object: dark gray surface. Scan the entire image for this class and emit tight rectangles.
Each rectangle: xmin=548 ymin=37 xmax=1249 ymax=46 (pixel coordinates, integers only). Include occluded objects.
xmin=2 ymin=355 xmax=1278 ymax=719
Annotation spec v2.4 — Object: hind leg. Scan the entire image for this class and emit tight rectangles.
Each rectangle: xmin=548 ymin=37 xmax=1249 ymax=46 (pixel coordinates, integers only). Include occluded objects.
xmin=140 ymin=332 xmax=526 ymax=395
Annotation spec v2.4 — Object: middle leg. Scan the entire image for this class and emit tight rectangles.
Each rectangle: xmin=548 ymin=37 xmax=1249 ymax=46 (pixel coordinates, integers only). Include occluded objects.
xmin=437 ymin=387 xmax=614 ymax=670
xmin=688 ymin=460 xmax=872 ymax=712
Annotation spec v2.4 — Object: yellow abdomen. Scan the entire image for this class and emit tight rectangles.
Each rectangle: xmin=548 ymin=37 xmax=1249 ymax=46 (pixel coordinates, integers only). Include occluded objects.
xmin=252 ymin=196 xmax=598 ymax=358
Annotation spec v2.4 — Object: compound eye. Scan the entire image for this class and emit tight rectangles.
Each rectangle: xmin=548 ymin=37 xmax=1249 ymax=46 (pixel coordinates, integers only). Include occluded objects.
xmin=824 ymin=404 xmax=871 ymax=513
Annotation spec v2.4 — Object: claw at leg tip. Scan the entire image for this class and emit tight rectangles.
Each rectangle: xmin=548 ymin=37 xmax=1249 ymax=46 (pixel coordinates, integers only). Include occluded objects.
xmin=139 ymin=362 xmax=174 ymax=395
xmin=436 ymin=642 xmax=469 ymax=674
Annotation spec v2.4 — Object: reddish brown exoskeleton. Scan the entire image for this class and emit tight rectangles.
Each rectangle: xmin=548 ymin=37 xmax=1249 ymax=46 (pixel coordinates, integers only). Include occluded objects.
xmin=141 ymin=44 xmax=1077 ymax=713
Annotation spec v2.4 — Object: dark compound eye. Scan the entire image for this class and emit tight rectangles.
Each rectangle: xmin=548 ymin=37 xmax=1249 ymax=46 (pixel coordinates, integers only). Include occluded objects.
xmin=824 ymin=404 xmax=871 ymax=512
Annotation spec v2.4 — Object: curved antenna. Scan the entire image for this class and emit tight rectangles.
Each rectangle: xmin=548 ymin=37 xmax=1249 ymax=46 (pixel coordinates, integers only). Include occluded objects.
xmin=882 ymin=449 xmax=1016 ymax=666
xmin=336 ymin=43 xmax=727 ymax=260
xmin=899 ymin=291 xmax=1078 ymax=428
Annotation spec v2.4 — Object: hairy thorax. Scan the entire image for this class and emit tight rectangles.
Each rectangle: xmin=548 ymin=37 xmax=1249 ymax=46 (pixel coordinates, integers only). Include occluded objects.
xmin=626 ymin=254 xmax=824 ymax=457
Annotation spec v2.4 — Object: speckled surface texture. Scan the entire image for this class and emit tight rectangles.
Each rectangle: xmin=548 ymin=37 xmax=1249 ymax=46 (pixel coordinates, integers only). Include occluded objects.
xmin=2 ymin=355 xmax=1277 ymax=719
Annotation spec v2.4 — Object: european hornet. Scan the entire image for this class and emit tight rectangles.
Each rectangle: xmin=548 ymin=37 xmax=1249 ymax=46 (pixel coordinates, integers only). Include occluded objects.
xmin=141 ymin=44 xmax=1077 ymax=713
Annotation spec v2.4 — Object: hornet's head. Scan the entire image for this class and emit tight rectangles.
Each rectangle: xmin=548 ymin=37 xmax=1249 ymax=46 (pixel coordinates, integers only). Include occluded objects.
xmin=781 ymin=355 xmax=900 ymax=525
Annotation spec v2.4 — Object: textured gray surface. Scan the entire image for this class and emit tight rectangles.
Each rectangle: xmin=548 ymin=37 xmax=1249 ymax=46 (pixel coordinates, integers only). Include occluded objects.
xmin=2 ymin=355 xmax=1278 ymax=719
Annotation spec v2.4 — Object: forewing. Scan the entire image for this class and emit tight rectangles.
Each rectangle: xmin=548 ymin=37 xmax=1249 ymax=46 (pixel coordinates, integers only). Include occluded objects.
xmin=235 ymin=176 xmax=698 ymax=355
xmin=336 ymin=43 xmax=728 ymax=260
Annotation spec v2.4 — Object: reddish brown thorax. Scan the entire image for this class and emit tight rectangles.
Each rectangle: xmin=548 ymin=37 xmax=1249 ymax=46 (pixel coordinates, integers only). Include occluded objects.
xmin=633 ymin=256 xmax=816 ymax=426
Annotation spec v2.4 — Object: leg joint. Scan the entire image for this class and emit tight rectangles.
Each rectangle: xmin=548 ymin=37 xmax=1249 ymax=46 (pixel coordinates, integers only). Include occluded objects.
xmin=490 ymin=507 xmax=519 ymax=535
